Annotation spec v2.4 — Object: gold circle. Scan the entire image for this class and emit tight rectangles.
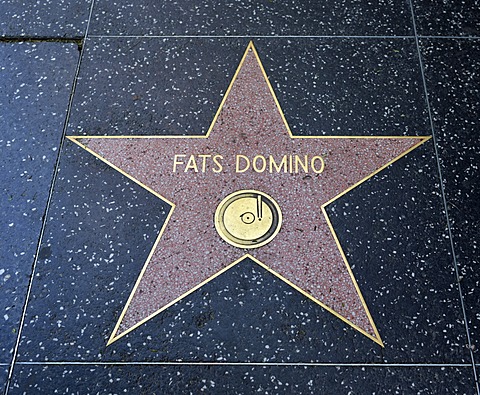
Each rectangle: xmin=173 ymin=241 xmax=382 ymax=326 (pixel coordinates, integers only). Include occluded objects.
xmin=215 ymin=190 xmax=282 ymax=249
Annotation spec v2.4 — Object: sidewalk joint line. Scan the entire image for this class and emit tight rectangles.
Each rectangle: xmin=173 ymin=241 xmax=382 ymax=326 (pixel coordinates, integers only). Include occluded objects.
xmin=408 ymin=1 xmax=480 ymax=393
xmin=4 ymin=0 xmax=97 ymax=393
xmin=14 ymin=361 xmax=474 ymax=368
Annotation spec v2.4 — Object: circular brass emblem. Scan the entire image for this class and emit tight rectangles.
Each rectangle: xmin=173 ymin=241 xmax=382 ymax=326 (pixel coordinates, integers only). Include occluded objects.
xmin=215 ymin=190 xmax=282 ymax=249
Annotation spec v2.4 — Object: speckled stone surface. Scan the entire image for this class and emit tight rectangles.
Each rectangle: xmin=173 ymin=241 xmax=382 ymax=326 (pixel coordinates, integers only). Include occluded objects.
xmin=0 ymin=0 xmax=91 ymax=38
xmin=16 ymin=140 xmax=171 ymax=362
xmin=68 ymin=38 xmax=432 ymax=138
xmin=89 ymin=0 xmax=414 ymax=36
xmin=420 ymin=38 xmax=480 ymax=358
xmin=14 ymin=255 xmax=391 ymax=362
xmin=74 ymin=45 xmax=428 ymax=346
xmin=326 ymin=142 xmax=469 ymax=363
xmin=0 ymin=42 xmax=78 ymax=364
xmin=8 ymin=364 xmax=476 ymax=394
xmin=413 ymin=0 xmax=480 ymax=37
xmin=14 ymin=251 xmax=470 ymax=364
xmin=3 ymin=2 xmax=480 ymax=393
xmin=254 ymin=39 xmax=431 ymax=137
xmin=68 ymin=38 xmax=247 ymax=137
xmin=0 ymin=367 xmax=7 ymax=393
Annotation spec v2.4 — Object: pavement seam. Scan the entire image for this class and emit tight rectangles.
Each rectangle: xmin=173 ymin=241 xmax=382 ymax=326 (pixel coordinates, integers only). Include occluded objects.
xmin=85 ymin=34 xmax=480 ymax=39
xmin=2 ymin=5 xmax=477 ymax=392
xmin=408 ymin=0 xmax=480 ymax=393
xmin=0 ymin=37 xmax=82 ymax=43
xmin=13 ymin=362 xmax=474 ymax=367
xmin=3 ymin=1 xmax=97 ymax=393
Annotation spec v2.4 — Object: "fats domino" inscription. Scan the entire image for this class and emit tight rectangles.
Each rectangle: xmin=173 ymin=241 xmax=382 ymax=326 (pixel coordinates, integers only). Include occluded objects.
xmin=173 ymin=154 xmax=325 ymax=174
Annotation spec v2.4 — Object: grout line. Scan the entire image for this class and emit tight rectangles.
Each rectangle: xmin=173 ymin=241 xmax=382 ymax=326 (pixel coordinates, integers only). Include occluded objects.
xmin=86 ymin=34 xmax=415 ymax=39
xmin=1 ymin=35 xmax=478 ymax=43
xmin=13 ymin=361 xmax=474 ymax=368
xmin=3 ymin=1 xmax=97 ymax=394
xmin=84 ymin=34 xmax=480 ymax=40
xmin=0 ymin=37 xmax=83 ymax=52
xmin=418 ymin=35 xmax=480 ymax=40
xmin=408 ymin=1 xmax=480 ymax=394
xmin=83 ymin=0 xmax=97 ymax=41
xmin=2 ymin=10 xmax=477 ymax=392
xmin=0 ymin=37 xmax=83 ymax=45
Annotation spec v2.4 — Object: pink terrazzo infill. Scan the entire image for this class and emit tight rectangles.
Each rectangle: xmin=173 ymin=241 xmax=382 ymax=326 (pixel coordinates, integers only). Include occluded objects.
xmin=78 ymin=46 xmax=424 ymax=342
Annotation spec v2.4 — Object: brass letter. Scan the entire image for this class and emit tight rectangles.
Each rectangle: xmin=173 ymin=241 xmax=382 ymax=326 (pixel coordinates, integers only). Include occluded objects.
xmin=198 ymin=154 xmax=212 ymax=173
xmin=269 ymin=155 xmax=287 ymax=173
xmin=173 ymin=154 xmax=186 ymax=172
xmin=212 ymin=155 xmax=223 ymax=173
xmin=295 ymin=155 xmax=309 ymax=173
xmin=236 ymin=155 xmax=250 ymax=173
xmin=311 ymin=156 xmax=325 ymax=173
xmin=184 ymin=155 xmax=199 ymax=172
xmin=253 ymin=155 xmax=267 ymax=173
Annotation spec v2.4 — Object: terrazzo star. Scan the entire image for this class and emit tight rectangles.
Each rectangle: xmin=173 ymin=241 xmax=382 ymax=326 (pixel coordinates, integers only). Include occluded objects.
xmin=69 ymin=42 xmax=429 ymax=347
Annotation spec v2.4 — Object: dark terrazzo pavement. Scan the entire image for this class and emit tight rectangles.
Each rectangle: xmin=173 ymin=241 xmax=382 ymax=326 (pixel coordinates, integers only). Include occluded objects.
xmin=16 ymin=140 xmax=171 ymax=362
xmin=420 ymin=38 xmax=480 ymax=359
xmin=68 ymin=38 xmax=247 ymax=137
xmin=0 ymin=0 xmax=91 ymax=38
xmin=254 ymin=38 xmax=431 ymax=137
xmin=412 ymin=0 xmax=480 ymax=37
xmin=7 ymin=365 xmax=476 ymax=394
xmin=88 ymin=0 xmax=414 ymax=37
xmin=0 ymin=42 xmax=78 ymax=364
xmin=0 ymin=368 xmax=6 ymax=393
xmin=1 ymin=0 xmax=479 ymax=394
xmin=326 ymin=142 xmax=469 ymax=364
xmin=69 ymin=37 xmax=432 ymax=138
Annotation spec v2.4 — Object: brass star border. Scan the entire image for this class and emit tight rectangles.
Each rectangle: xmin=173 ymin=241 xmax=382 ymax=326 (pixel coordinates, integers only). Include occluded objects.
xmin=68 ymin=42 xmax=430 ymax=348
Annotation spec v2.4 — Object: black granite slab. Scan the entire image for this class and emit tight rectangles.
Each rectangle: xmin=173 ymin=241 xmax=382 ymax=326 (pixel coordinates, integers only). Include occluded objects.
xmin=9 ymin=364 xmax=476 ymax=394
xmin=0 ymin=0 xmax=91 ymax=38
xmin=420 ymin=38 xmax=480 ymax=360
xmin=16 ymin=140 xmax=172 ymax=362
xmin=18 ymin=240 xmax=387 ymax=363
xmin=0 ymin=42 xmax=78 ymax=364
xmin=326 ymin=141 xmax=469 ymax=364
xmin=255 ymin=38 xmax=430 ymax=137
xmin=68 ymin=38 xmax=430 ymax=138
xmin=16 ymin=37 xmax=471 ymax=366
xmin=0 ymin=366 xmax=7 ymax=393
xmin=68 ymin=38 xmax=248 ymax=137
xmin=88 ymin=0 xmax=414 ymax=37
xmin=413 ymin=0 xmax=480 ymax=37
xmin=1 ymin=1 xmax=479 ymax=394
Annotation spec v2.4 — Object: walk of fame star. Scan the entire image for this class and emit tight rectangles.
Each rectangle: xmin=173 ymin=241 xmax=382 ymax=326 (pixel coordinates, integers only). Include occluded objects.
xmin=68 ymin=42 xmax=430 ymax=347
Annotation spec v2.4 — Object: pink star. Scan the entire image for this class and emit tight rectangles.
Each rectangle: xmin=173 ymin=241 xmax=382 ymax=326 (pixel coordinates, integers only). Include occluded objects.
xmin=69 ymin=42 xmax=429 ymax=347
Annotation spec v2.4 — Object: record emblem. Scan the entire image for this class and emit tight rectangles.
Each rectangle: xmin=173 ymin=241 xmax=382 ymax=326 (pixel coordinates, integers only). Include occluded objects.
xmin=215 ymin=190 xmax=282 ymax=249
